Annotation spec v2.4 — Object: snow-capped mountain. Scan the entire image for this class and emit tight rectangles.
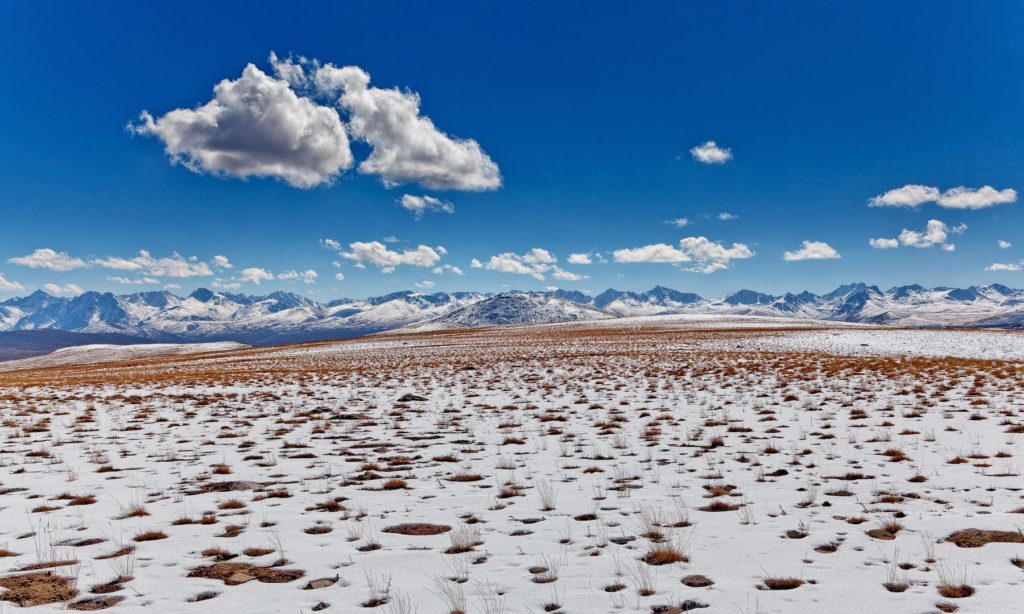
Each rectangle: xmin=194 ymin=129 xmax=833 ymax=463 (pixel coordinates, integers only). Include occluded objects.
xmin=1 ymin=282 xmax=1023 ymax=348
xmin=557 ymin=282 xmax=1024 ymax=328
xmin=437 ymin=293 xmax=613 ymax=326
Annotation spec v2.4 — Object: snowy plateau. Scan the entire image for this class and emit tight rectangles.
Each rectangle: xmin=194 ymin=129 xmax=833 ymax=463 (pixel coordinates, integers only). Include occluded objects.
xmin=0 ymin=317 xmax=1021 ymax=613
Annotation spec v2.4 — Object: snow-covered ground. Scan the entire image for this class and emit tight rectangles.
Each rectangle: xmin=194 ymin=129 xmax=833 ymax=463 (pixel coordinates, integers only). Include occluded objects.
xmin=0 ymin=319 xmax=1021 ymax=613
xmin=0 ymin=342 xmax=247 ymax=372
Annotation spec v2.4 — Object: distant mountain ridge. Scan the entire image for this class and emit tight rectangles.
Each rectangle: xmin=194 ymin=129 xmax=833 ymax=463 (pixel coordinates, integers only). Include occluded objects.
xmin=1 ymin=282 xmax=1024 ymax=347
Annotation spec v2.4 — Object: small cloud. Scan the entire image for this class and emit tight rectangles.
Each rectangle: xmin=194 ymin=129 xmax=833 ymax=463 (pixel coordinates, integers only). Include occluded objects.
xmin=240 ymin=267 xmax=274 ymax=285
xmin=690 ymin=140 xmax=733 ymax=164
xmin=614 ymin=236 xmax=754 ymax=273
xmin=567 ymin=253 xmax=593 ymax=265
xmin=998 ymin=240 xmax=1012 ymax=249
xmin=871 ymin=220 xmax=966 ymax=251
xmin=869 ymin=237 xmax=899 ymax=249
xmin=334 ymin=272 xmax=345 ymax=281
xmin=415 ymin=280 xmax=436 ymax=289
xmin=42 ymin=283 xmax=83 ymax=296
xmin=665 ymin=218 xmax=691 ymax=228
xmin=399 ymin=194 xmax=454 ymax=219
xmin=869 ymin=184 xmax=1016 ymax=209
xmin=783 ymin=241 xmax=841 ymax=261
xmin=717 ymin=212 xmax=738 ymax=221
xmin=0 ymin=273 xmax=25 ymax=292
xmin=8 ymin=248 xmax=87 ymax=272
xmin=212 ymin=255 xmax=233 ymax=269
xmin=985 ymin=262 xmax=1021 ymax=272
xmin=869 ymin=184 xmax=940 ymax=208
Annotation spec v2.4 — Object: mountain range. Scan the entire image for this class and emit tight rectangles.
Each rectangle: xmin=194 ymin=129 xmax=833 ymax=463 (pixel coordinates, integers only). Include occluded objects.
xmin=1 ymin=283 xmax=1023 ymax=349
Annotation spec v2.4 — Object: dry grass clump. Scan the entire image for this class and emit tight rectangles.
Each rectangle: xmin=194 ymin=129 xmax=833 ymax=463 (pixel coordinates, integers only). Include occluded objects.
xmin=133 ymin=530 xmax=167 ymax=542
xmin=0 ymin=572 xmax=78 ymax=606
xmin=762 ymin=576 xmax=803 ymax=590
xmin=187 ymin=562 xmax=304 ymax=585
xmin=642 ymin=543 xmax=689 ymax=565
xmin=945 ymin=528 xmax=1024 ymax=548
xmin=383 ymin=523 xmax=451 ymax=536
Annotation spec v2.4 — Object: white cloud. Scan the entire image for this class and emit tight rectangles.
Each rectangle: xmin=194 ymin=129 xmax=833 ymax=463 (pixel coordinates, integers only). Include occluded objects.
xmin=9 ymin=248 xmax=87 ymax=272
xmin=399 ymin=194 xmax=454 ymax=218
xmin=869 ymin=237 xmax=899 ymax=249
xmin=677 ymin=237 xmax=754 ymax=273
xmin=212 ymin=255 xmax=233 ymax=269
xmin=898 ymin=220 xmax=965 ymax=249
xmin=552 ymin=269 xmax=588 ymax=281
xmin=107 ymin=276 xmax=160 ymax=285
xmin=93 ymin=251 xmax=213 ymax=278
xmin=937 ymin=186 xmax=1016 ymax=209
xmin=433 ymin=264 xmax=464 ymax=276
xmin=334 ymin=272 xmax=345 ymax=282
xmin=274 ymin=55 xmax=501 ymax=191
xmin=132 ymin=64 xmax=352 ymax=188
xmin=998 ymin=240 xmax=1012 ymax=249
xmin=567 ymin=253 xmax=592 ymax=265
xmin=42 ymin=283 xmax=82 ymax=296
xmin=320 ymin=238 xmax=342 ymax=251
xmin=869 ymin=184 xmax=1016 ymax=209
xmin=478 ymin=249 xmax=581 ymax=281
xmin=415 ymin=280 xmax=436 ymax=289
xmin=717 ymin=212 xmax=738 ymax=221
xmin=783 ymin=240 xmax=841 ymax=261
xmin=985 ymin=262 xmax=1021 ymax=272
xmin=612 ymin=243 xmax=690 ymax=264
xmin=690 ymin=140 xmax=732 ymax=164
xmin=873 ymin=220 xmax=966 ymax=251
xmin=278 ymin=269 xmax=318 ymax=284
xmin=212 ymin=279 xmax=242 ymax=291
xmin=240 ymin=267 xmax=274 ymax=285
xmin=0 ymin=273 xmax=24 ymax=292
xmin=869 ymin=184 xmax=940 ymax=208
xmin=164 ymin=283 xmax=182 ymax=290
xmin=665 ymin=218 xmax=690 ymax=228
xmin=614 ymin=237 xmax=754 ymax=273
xmin=337 ymin=241 xmax=442 ymax=269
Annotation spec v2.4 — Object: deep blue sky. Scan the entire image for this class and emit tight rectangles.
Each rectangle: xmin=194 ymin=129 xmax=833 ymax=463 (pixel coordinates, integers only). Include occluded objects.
xmin=2 ymin=1 xmax=1022 ymax=299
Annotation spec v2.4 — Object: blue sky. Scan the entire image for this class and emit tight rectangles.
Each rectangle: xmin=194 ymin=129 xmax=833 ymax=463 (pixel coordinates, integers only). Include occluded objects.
xmin=2 ymin=1 xmax=1023 ymax=300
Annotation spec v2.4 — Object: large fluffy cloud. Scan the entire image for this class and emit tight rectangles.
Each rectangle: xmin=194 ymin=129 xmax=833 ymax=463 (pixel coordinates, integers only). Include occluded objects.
xmin=132 ymin=64 xmax=352 ymax=188
xmin=93 ymin=251 xmax=213 ymax=278
xmin=871 ymin=219 xmax=966 ymax=251
xmin=8 ymin=248 xmax=87 ymax=272
xmin=783 ymin=240 xmax=841 ymax=261
xmin=870 ymin=184 xmax=1015 ymax=209
xmin=614 ymin=237 xmax=754 ymax=273
xmin=273 ymin=55 xmax=501 ymax=191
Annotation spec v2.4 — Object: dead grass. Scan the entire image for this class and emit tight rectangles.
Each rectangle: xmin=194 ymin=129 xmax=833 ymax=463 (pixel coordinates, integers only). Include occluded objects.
xmin=0 ymin=572 xmax=78 ymax=606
